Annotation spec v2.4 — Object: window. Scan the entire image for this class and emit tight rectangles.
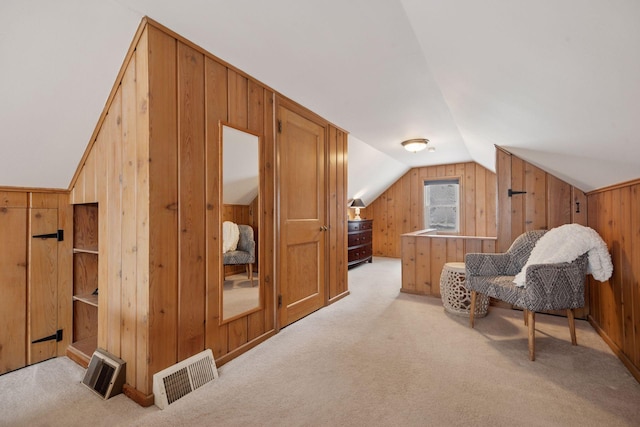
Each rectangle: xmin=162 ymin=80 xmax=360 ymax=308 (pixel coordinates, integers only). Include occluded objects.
xmin=424 ymin=179 xmax=460 ymax=233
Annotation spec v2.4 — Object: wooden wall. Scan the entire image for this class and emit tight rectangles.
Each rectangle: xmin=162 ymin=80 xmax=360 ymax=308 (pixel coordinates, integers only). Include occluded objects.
xmin=69 ymin=21 xmax=278 ymax=401
xmin=327 ymin=126 xmax=349 ymax=301
xmin=495 ymin=147 xmax=588 ymax=252
xmin=367 ymin=162 xmax=497 ymax=257
xmin=401 ymin=233 xmax=496 ymax=296
xmin=68 ymin=17 xmax=347 ymax=404
xmin=70 ymin=22 xmax=152 ymax=400
xmin=587 ymin=179 xmax=640 ymax=382
xmin=495 ymin=148 xmax=590 ymax=318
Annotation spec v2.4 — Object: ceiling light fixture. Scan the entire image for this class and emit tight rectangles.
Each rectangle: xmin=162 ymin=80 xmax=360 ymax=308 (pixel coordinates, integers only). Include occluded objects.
xmin=401 ymin=138 xmax=429 ymax=153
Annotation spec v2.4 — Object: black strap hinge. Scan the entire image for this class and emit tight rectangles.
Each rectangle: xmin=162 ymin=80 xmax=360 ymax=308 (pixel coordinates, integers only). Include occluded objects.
xmin=32 ymin=329 xmax=63 ymax=344
xmin=32 ymin=229 xmax=64 ymax=241
xmin=508 ymin=189 xmax=527 ymax=197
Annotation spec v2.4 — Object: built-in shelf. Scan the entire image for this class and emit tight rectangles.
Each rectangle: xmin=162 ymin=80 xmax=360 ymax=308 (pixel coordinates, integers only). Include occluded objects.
xmin=67 ymin=336 xmax=97 ymax=368
xmin=67 ymin=203 xmax=99 ymax=367
xmin=73 ymin=293 xmax=98 ymax=307
xmin=73 ymin=248 xmax=99 ymax=255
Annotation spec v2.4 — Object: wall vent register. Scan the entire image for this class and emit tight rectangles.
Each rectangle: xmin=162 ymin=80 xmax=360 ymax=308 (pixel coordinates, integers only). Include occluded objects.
xmin=153 ymin=349 xmax=219 ymax=409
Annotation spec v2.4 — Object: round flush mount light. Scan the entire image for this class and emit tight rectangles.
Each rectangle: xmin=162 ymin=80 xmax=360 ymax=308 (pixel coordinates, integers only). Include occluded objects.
xmin=401 ymin=138 xmax=429 ymax=153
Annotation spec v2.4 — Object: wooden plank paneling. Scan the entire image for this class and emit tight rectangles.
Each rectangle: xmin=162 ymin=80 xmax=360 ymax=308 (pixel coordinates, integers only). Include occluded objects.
xmin=147 ymin=25 xmax=179 ymax=387
xmin=244 ymin=78 xmax=264 ymax=341
xmin=107 ymin=89 xmax=123 ymax=356
xmin=0 ymin=191 xmax=28 ymax=207
xmin=511 ymin=156 xmax=525 ymax=239
xmin=177 ymin=41 xmax=206 ymax=360
xmin=524 ymin=163 xmax=546 ymax=231
xmin=28 ymin=208 xmax=58 ymax=364
xmin=96 ymin=108 xmax=109 ymax=353
xmin=619 ymin=187 xmax=634 ymax=361
xmin=369 ymin=162 xmax=497 ymax=258
xmin=496 ymin=148 xmax=512 ymax=252
xmin=228 ymin=70 xmax=248 ymax=128
xmin=261 ymin=90 xmax=276 ymax=334
xmin=204 ymin=57 xmax=228 ymax=359
xmin=61 ymin=18 xmax=343 ymax=401
xmin=631 ymin=184 xmax=640 ymax=367
xmin=410 ymin=169 xmax=421 ymax=232
xmin=400 ymin=234 xmax=497 ymax=296
xmin=134 ymin=26 xmax=151 ymax=395
xmin=328 ymin=126 xmax=340 ymax=299
xmin=401 ymin=236 xmax=416 ymax=293
xmin=572 ymin=187 xmax=588 ymax=226
xmin=120 ymin=52 xmax=138 ymax=387
xmin=415 ymin=236 xmax=431 ymax=294
xmin=57 ymin=193 xmax=73 ymax=357
xmin=547 ymin=174 xmax=571 ymax=228
xmin=0 ymin=207 xmax=27 ymax=374
xmin=587 ymin=180 xmax=640 ymax=383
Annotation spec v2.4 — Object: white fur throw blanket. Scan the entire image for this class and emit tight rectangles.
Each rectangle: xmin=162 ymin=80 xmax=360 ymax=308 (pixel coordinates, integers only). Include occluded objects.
xmin=514 ymin=224 xmax=613 ymax=287
xmin=222 ymin=221 xmax=239 ymax=253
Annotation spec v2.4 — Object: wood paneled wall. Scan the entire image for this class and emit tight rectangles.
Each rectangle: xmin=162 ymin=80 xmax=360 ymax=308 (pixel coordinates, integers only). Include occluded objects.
xmin=327 ymin=126 xmax=349 ymax=301
xmin=69 ymin=20 xmax=278 ymax=402
xmin=587 ymin=179 xmax=640 ymax=382
xmin=496 ymin=147 xmax=588 ymax=252
xmin=368 ymin=162 xmax=497 ymax=257
xmin=401 ymin=233 xmax=496 ymax=296
xmin=68 ymin=17 xmax=347 ymax=404
xmin=495 ymin=148 xmax=590 ymax=318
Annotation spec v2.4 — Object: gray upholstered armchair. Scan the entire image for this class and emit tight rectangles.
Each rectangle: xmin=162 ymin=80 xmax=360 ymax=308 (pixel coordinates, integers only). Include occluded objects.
xmin=465 ymin=230 xmax=588 ymax=361
xmin=223 ymin=224 xmax=256 ymax=282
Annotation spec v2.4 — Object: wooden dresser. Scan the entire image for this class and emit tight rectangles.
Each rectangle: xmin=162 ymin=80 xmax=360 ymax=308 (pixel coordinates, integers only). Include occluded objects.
xmin=348 ymin=219 xmax=373 ymax=269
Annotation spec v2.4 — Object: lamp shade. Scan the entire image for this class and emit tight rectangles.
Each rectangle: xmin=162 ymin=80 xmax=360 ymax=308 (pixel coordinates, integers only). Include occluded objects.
xmin=349 ymin=198 xmax=365 ymax=208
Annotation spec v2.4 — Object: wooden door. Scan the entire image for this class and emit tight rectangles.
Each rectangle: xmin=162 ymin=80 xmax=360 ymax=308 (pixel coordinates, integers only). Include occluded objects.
xmin=0 ymin=207 xmax=28 ymax=374
xmin=278 ymin=105 xmax=326 ymax=327
xmin=28 ymin=208 xmax=59 ymax=364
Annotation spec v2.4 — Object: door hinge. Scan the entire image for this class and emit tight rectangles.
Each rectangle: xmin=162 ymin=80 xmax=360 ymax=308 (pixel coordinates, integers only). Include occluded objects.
xmin=32 ymin=329 xmax=63 ymax=344
xmin=32 ymin=229 xmax=64 ymax=241
xmin=278 ymin=294 xmax=282 ymax=308
xmin=507 ymin=189 xmax=527 ymax=197
xmin=277 ymin=119 xmax=282 ymax=133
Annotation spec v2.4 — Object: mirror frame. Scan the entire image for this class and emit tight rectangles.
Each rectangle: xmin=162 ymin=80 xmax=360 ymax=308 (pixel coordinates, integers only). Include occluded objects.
xmin=219 ymin=121 xmax=263 ymax=325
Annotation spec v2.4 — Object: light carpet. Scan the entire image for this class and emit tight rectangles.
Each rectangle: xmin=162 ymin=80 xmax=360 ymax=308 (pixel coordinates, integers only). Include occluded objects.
xmin=1 ymin=257 xmax=639 ymax=426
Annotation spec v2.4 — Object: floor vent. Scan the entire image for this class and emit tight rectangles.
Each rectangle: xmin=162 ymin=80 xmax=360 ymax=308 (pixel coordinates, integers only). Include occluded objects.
xmin=153 ymin=349 xmax=218 ymax=409
xmin=82 ymin=348 xmax=126 ymax=399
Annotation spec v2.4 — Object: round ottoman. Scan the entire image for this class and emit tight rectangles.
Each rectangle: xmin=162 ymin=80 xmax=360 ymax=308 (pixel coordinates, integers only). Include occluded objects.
xmin=440 ymin=262 xmax=489 ymax=317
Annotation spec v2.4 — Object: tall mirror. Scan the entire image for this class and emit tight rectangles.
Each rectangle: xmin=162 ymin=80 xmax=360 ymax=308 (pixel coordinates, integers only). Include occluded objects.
xmin=221 ymin=124 xmax=261 ymax=322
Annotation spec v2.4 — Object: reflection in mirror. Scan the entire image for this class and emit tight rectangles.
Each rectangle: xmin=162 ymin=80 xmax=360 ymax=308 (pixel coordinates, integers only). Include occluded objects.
xmin=221 ymin=125 xmax=261 ymax=322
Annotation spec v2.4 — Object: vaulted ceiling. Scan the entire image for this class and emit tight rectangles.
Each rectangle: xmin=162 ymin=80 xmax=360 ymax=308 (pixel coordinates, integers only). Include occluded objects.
xmin=1 ymin=1 xmax=638 ymax=204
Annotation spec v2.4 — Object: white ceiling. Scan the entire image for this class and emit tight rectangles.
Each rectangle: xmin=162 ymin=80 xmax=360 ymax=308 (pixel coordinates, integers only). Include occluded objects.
xmin=1 ymin=1 xmax=639 ymax=203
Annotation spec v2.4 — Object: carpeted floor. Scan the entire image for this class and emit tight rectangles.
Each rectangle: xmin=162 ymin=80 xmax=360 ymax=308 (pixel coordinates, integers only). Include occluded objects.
xmin=1 ymin=257 xmax=639 ymax=426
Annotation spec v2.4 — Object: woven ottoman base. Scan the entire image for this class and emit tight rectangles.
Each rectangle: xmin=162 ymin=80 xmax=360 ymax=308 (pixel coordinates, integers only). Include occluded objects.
xmin=440 ymin=262 xmax=489 ymax=317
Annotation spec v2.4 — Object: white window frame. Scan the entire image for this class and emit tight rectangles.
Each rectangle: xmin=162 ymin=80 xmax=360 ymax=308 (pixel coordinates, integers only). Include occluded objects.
xmin=424 ymin=178 xmax=460 ymax=233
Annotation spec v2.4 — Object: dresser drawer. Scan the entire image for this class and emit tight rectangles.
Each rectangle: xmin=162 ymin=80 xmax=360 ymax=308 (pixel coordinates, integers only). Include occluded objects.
xmin=348 ymin=231 xmax=372 ymax=247
xmin=348 ymin=220 xmax=373 ymax=232
xmin=348 ymin=245 xmax=372 ymax=263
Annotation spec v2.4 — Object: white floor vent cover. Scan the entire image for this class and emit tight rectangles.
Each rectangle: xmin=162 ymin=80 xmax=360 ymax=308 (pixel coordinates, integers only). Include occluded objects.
xmin=153 ymin=349 xmax=219 ymax=409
